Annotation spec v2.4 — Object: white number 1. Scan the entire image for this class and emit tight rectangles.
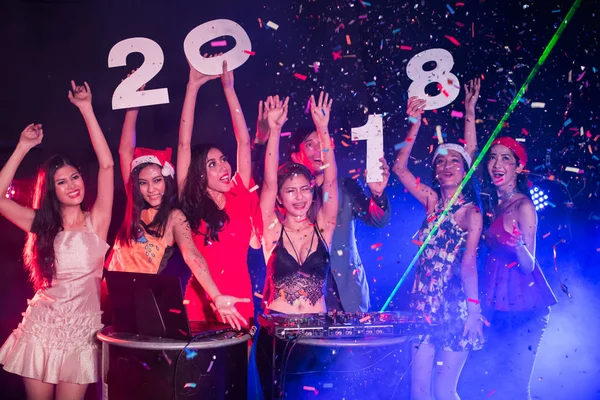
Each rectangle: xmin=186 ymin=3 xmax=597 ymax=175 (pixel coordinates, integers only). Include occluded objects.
xmin=351 ymin=114 xmax=384 ymax=183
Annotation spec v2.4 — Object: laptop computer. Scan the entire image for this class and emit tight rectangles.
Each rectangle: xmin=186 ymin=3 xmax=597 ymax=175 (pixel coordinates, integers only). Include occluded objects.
xmin=105 ymin=271 xmax=232 ymax=340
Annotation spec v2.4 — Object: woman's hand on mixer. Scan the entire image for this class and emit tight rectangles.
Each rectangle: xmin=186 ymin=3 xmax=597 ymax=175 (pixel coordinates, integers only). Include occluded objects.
xmin=214 ymin=295 xmax=250 ymax=330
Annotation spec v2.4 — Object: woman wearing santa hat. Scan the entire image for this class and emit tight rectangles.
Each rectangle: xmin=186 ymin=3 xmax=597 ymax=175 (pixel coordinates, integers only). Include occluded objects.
xmin=106 ymin=92 xmax=249 ymax=331
xmin=480 ymin=136 xmax=557 ymax=400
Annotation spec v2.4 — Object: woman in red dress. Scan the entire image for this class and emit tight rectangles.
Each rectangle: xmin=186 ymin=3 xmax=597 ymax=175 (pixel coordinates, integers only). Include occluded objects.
xmin=177 ymin=59 xmax=262 ymax=329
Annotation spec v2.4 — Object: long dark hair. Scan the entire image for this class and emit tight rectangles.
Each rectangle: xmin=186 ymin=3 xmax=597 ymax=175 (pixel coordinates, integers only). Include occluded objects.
xmin=277 ymin=162 xmax=320 ymax=223
xmin=482 ymin=145 xmax=531 ymax=227
xmin=180 ymin=143 xmax=229 ymax=245
xmin=116 ymin=163 xmax=178 ymax=246
xmin=23 ymin=155 xmax=82 ymax=291
xmin=431 ymin=156 xmax=482 ymax=212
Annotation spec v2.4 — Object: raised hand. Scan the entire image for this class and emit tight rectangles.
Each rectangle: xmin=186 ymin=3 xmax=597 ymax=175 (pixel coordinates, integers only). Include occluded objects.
xmin=187 ymin=54 xmax=221 ymax=88
xmin=214 ymin=294 xmax=250 ymax=331
xmin=255 ymin=99 xmax=270 ymax=144
xmin=407 ymin=96 xmax=427 ymax=124
xmin=365 ymin=157 xmax=390 ymax=197
xmin=125 ymin=69 xmax=146 ymax=92
xmin=68 ymin=81 xmax=92 ymax=108
xmin=310 ymin=91 xmax=333 ymax=131
xmin=265 ymin=95 xmax=289 ymax=131
xmin=464 ymin=77 xmax=481 ymax=115
xmin=18 ymin=123 xmax=43 ymax=151
xmin=220 ymin=60 xmax=234 ymax=90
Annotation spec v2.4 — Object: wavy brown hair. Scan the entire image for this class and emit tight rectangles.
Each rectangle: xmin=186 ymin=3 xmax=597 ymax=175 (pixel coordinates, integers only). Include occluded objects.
xmin=23 ymin=155 xmax=83 ymax=290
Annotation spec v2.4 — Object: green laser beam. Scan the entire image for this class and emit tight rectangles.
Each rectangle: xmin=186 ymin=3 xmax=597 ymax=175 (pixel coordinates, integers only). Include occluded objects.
xmin=381 ymin=0 xmax=582 ymax=312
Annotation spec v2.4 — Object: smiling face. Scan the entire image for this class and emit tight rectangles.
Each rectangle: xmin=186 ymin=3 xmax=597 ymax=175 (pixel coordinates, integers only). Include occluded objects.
xmin=278 ymin=174 xmax=314 ymax=220
xmin=434 ymin=149 xmax=466 ymax=188
xmin=204 ymin=147 xmax=232 ymax=193
xmin=138 ymin=164 xmax=166 ymax=208
xmin=292 ymin=131 xmax=322 ymax=175
xmin=487 ymin=144 xmax=523 ymax=188
xmin=53 ymin=165 xmax=85 ymax=206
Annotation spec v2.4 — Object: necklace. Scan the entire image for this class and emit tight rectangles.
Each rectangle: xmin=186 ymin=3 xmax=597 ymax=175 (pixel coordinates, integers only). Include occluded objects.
xmin=498 ymin=188 xmax=518 ymax=202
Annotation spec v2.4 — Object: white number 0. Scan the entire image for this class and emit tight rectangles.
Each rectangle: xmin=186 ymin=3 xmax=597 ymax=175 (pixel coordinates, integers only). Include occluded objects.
xmin=108 ymin=38 xmax=169 ymax=110
xmin=406 ymin=48 xmax=459 ymax=110
xmin=109 ymin=20 xmax=252 ymax=110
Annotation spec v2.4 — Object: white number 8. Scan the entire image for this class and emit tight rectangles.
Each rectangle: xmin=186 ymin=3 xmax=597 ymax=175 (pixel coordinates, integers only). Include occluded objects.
xmin=406 ymin=48 xmax=460 ymax=110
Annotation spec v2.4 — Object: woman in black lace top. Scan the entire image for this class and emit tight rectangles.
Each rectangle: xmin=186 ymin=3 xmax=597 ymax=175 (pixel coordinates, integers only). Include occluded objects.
xmin=259 ymin=92 xmax=338 ymax=314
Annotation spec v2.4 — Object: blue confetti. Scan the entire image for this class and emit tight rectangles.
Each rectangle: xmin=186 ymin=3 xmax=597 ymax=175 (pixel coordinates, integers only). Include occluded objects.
xmin=324 ymin=192 xmax=329 ymax=202
xmin=563 ymin=118 xmax=572 ymax=127
xmin=394 ymin=142 xmax=408 ymax=151
xmin=185 ymin=349 xmax=198 ymax=360
xmin=392 ymin=28 xmax=401 ymax=35
xmin=366 ymin=81 xmax=376 ymax=87
xmin=408 ymin=116 xmax=418 ymax=124
xmin=446 ymin=4 xmax=455 ymax=14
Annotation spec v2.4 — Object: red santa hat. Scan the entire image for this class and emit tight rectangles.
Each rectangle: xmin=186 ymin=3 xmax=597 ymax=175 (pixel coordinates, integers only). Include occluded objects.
xmin=130 ymin=147 xmax=175 ymax=178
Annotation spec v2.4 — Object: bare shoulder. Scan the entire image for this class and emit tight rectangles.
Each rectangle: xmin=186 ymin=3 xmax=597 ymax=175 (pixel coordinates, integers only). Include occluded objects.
xmin=168 ymin=209 xmax=188 ymax=227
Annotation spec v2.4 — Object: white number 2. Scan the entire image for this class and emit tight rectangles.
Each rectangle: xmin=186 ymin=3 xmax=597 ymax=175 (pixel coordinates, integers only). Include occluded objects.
xmin=406 ymin=48 xmax=459 ymax=110
xmin=108 ymin=37 xmax=169 ymax=110
xmin=351 ymin=114 xmax=384 ymax=183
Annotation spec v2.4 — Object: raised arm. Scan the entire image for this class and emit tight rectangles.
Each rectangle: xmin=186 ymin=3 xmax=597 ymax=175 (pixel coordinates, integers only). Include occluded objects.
xmin=177 ymin=60 xmax=220 ymax=197
xmin=250 ymin=99 xmax=270 ymax=189
xmin=461 ymin=205 xmax=484 ymax=344
xmin=511 ymin=198 xmax=538 ymax=274
xmin=464 ymin=78 xmax=481 ymax=160
xmin=311 ymin=92 xmax=338 ymax=243
xmin=259 ymin=96 xmax=289 ymax=252
xmin=118 ymin=71 xmax=146 ymax=185
xmin=347 ymin=177 xmax=391 ymax=228
xmin=170 ymin=210 xmax=250 ymax=330
xmin=0 ymin=124 xmax=41 ymax=232
xmin=392 ymin=97 xmax=438 ymax=213
xmin=220 ymin=61 xmax=252 ymax=188
xmin=68 ymin=81 xmax=114 ymax=240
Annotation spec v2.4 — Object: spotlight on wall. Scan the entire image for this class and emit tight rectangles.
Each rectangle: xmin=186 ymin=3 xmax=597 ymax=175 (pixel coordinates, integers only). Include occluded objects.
xmin=530 ymin=186 xmax=549 ymax=211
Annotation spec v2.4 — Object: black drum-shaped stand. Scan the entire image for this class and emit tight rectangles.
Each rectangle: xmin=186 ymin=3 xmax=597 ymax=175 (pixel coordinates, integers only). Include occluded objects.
xmin=256 ymin=327 xmax=412 ymax=400
xmin=97 ymin=327 xmax=251 ymax=400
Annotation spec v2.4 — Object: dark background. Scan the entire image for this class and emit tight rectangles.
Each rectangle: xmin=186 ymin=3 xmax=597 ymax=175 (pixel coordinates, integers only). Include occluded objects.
xmin=1 ymin=0 xmax=599 ymax=398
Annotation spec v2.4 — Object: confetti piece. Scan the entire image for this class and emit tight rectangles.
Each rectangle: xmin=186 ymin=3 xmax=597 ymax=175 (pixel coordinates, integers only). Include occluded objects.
xmin=266 ymin=21 xmax=279 ymax=30
xmin=366 ymin=81 xmax=376 ymax=87
xmin=319 ymin=163 xmax=331 ymax=170
xmin=412 ymin=240 xmax=424 ymax=246
xmin=521 ymin=128 xmax=529 ymax=136
xmin=323 ymin=383 xmax=334 ymax=388
xmin=169 ymin=308 xmax=182 ymax=314
xmin=211 ymin=40 xmax=227 ymax=47
xmin=280 ymin=131 xmax=291 ymax=137
xmin=371 ymin=243 xmax=382 ymax=250
xmin=324 ymin=191 xmax=329 ymax=202
xmin=444 ymin=35 xmax=460 ymax=46
xmin=531 ymin=102 xmax=546 ymax=108
xmin=182 ymin=299 xmax=190 ymax=305
xmin=351 ymin=174 xmax=360 ymax=179
xmin=451 ymin=110 xmax=464 ymax=118
xmin=394 ymin=142 xmax=408 ymax=151
xmin=359 ymin=315 xmax=371 ymax=323
xmin=565 ymin=166 xmax=582 ymax=174
xmin=563 ymin=118 xmax=572 ymax=127
xmin=415 ymin=176 xmax=421 ymax=190
xmin=543 ymin=232 xmax=551 ymax=239
xmin=399 ymin=45 xmax=413 ymax=50
xmin=437 ymin=361 xmax=444 ymax=366
xmin=243 ymin=50 xmax=256 ymax=56
xmin=184 ymin=382 xmax=197 ymax=389
xmin=257 ymin=18 xmax=262 ymax=28
xmin=408 ymin=116 xmax=418 ymax=124
xmin=185 ymin=349 xmax=198 ymax=360
xmin=507 ymin=262 xmax=517 ymax=269
xmin=436 ymin=126 xmax=444 ymax=144
xmin=249 ymin=184 xmax=259 ymax=193
xmin=529 ymin=282 xmax=535 ymax=287
xmin=346 ymin=35 xmax=351 ymax=45
xmin=487 ymin=389 xmax=497 ymax=396
xmin=207 ymin=360 xmax=214 ymax=372
xmin=294 ymin=73 xmax=307 ymax=81
xmin=254 ymin=292 xmax=263 ymax=299
xmin=467 ymin=298 xmax=480 ymax=305
xmin=332 ymin=50 xmax=342 ymax=60
xmin=392 ymin=28 xmax=401 ymax=35
xmin=422 ymin=117 xmax=428 ymax=125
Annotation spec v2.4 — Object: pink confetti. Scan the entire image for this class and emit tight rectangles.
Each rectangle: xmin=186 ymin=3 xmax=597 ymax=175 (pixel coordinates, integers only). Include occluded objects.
xmin=400 ymin=45 xmax=413 ymax=50
xmin=280 ymin=131 xmax=292 ymax=137
xmin=169 ymin=308 xmax=182 ymax=314
xmin=444 ymin=35 xmax=461 ymax=46
xmin=294 ymin=73 xmax=307 ymax=81
xmin=211 ymin=40 xmax=227 ymax=47
xmin=451 ymin=110 xmax=464 ymax=118
xmin=243 ymin=50 xmax=256 ymax=55
xmin=207 ymin=360 xmax=214 ymax=372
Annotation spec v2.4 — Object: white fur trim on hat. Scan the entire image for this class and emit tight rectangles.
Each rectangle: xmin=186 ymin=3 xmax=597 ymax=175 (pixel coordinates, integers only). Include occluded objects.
xmin=432 ymin=143 xmax=472 ymax=168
